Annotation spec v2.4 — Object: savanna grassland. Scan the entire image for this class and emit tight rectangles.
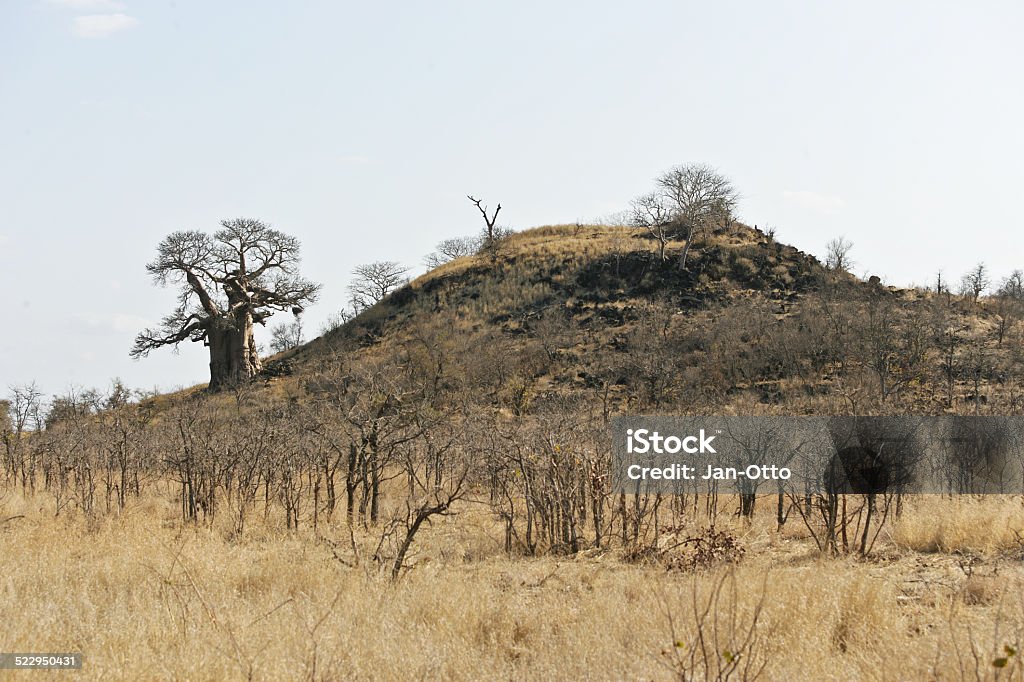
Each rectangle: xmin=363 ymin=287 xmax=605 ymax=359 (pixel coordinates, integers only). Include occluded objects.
xmin=5 ymin=222 xmax=1024 ymax=680
xmin=3 ymin=490 xmax=1024 ymax=680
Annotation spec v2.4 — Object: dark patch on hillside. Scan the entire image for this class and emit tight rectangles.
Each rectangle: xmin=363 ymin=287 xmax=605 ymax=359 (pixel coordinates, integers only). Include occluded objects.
xmin=297 ymin=225 xmax=833 ymax=371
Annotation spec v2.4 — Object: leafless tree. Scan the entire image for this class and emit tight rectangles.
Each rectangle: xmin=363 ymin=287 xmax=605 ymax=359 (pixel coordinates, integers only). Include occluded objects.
xmin=0 ymin=400 xmax=9 ymax=435
xmin=6 ymin=383 xmax=43 ymax=434
xmin=606 ymin=229 xmax=636 ymax=276
xmin=994 ymin=271 xmax=1024 ymax=345
xmin=348 ymin=261 xmax=409 ymax=312
xmin=961 ymin=341 xmax=993 ymax=414
xmin=530 ymin=308 xmax=576 ymax=363
xmin=629 ymin=192 xmax=674 ymax=261
xmin=424 ymin=236 xmax=478 ymax=269
xmin=270 ymin=315 xmax=304 ymax=353
xmin=331 ymin=358 xmax=430 ymax=526
xmin=622 ymin=302 xmax=679 ymax=408
xmin=45 ymin=386 xmax=100 ymax=429
xmin=131 ymin=219 xmax=321 ymax=390
xmin=630 ymin=164 xmax=738 ymax=268
xmin=467 ymin=195 xmax=501 ymax=248
xmin=593 ymin=209 xmax=632 ymax=227
xmin=858 ymin=301 xmax=927 ymax=404
xmin=3 ymin=383 xmax=44 ymax=489
xmin=825 ymin=236 xmax=854 ymax=272
xmin=379 ymin=466 xmax=468 ymax=580
xmin=930 ymin=302 xmax=965 ymax=408
xmin=999 ymin=270 xmax=1024 ymax=299
xmin=960 ymin=262 xmax=990 ymax=303
xmin=721 ymin=417 xmax=808 ymax=520
xmin=655 ymin=163 xmax=738 ymax=270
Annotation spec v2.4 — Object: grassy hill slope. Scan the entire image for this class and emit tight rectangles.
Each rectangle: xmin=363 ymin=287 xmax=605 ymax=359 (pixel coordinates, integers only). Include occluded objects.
xmin=259 ymin=222 xmax=1020 ymax=418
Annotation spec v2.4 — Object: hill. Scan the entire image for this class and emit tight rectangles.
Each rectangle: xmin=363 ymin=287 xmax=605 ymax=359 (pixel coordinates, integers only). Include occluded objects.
xmin=261 ymin=221 xmax=1015 ymax=418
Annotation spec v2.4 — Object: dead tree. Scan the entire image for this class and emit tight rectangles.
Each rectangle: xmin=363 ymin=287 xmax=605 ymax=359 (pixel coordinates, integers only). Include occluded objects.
xmin=467 ymin=195 xmax=503 ymax=253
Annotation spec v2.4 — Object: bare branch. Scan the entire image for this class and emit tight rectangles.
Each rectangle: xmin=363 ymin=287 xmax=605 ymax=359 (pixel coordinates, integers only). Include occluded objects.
xmin=133 ymin=218 xmax=320 ymax=389
xmin=348 ymin=261 xmax=409 ymax=312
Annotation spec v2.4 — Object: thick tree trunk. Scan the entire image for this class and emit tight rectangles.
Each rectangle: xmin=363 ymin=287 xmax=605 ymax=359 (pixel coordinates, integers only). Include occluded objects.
xmin=206 ymin=311 xmax=262 ymax=391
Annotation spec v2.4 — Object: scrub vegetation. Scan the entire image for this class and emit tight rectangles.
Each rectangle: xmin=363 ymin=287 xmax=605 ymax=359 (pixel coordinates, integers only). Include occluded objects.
xmin=6 ymin=199 xmax=1024 ymax=679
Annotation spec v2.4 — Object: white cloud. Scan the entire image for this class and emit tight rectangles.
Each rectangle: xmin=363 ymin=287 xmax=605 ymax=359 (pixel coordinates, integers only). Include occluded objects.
xmin=339 ymin=155 xmax=371 ymax=164
xmin=782 ymin=190 xmax=846 ymax=216
xmin=72 ymin=13 xmax=139 ymax=39
xmin=49 ymin=0 xmax=125 ymax=9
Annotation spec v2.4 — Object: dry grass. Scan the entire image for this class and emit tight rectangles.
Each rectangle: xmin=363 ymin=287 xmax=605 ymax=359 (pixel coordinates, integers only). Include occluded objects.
xmin=3 ymin=490 xmax=1024 ymax=680
xmin=409 ymin=224 xmax=655 ymax=290
xmin=890 ymin=496 xmax=1024 ymax=555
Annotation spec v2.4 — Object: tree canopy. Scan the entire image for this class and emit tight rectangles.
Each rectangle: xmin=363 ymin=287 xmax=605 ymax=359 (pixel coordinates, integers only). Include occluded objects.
xmin=132 ymin=218 xmax=320 ymax=389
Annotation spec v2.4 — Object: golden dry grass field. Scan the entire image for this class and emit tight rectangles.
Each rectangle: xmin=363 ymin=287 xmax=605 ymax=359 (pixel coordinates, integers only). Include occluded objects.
xmin=3 ymin=490 xmax=1024 ymax=681
xmin=6 ymin=225 xmax=1024 ymax=681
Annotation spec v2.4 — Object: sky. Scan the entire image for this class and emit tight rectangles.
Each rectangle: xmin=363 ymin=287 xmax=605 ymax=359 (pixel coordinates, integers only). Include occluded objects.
xmin=2 ymin=0 xmax=1023 ymax=398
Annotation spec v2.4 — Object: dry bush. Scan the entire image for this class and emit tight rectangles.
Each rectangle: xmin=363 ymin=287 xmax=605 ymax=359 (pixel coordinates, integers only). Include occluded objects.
xmin=658 ymin=569 xmax=767 ymax=680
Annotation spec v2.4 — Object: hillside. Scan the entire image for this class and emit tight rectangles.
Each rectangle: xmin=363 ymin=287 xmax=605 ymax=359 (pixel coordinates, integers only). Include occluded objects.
xmin=262 ymin=222 xmax=1017 ymax=419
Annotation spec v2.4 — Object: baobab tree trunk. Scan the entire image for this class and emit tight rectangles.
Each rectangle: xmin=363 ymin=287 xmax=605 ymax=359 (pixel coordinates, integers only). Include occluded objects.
xmin=206 ymin=312 xmax=262 ymax=391
xmin=132 ymin=220 xmax=320 ymax=385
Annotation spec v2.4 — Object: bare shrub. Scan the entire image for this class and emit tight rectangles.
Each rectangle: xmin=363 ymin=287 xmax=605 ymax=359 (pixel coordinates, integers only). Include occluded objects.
xmin=825 ymin=236 xmax=854 ymax=272
xmin=659 ymin=569 xmax=768 ymax=681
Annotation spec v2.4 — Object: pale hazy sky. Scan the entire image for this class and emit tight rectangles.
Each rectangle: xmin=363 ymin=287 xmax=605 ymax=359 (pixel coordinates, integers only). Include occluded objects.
xmin=2 ymin=1 xmax=1023 ymax=397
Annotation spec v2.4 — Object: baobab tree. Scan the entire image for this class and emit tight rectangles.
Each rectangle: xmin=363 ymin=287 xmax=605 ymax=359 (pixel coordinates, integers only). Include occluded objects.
xmin=131 ymin=219 xmax=320 ymax=390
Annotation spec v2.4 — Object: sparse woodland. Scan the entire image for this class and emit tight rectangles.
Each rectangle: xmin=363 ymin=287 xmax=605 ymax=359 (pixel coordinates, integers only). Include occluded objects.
xmin=5 ymin=219 xmax=1024 ymax=680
